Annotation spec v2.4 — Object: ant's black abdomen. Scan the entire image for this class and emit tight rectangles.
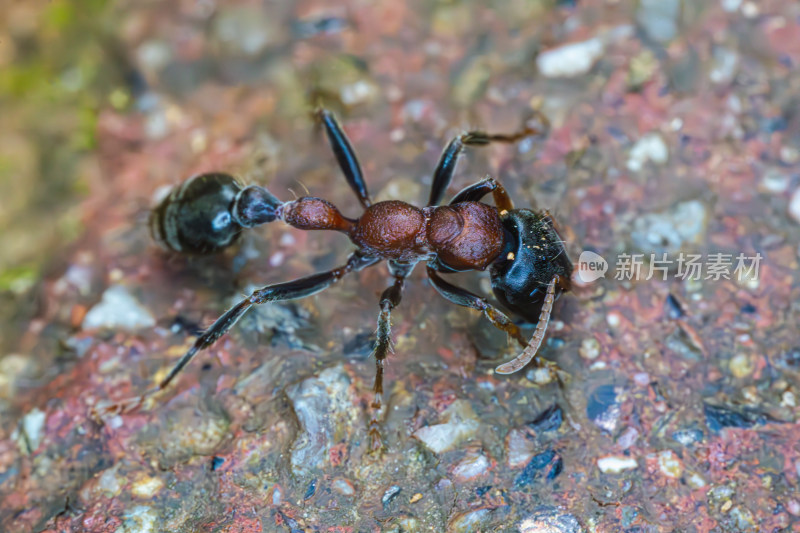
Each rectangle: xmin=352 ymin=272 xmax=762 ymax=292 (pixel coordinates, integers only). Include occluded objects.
xmin=149 ymin=173 xmax=243 ymax=254
xmin=150 ymin=173 xmax=282 ymax=255
xmin=490 ymin=209 xmax=573 ymax=323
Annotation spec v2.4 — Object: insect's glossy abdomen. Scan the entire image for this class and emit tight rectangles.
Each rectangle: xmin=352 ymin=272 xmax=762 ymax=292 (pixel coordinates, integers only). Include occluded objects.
xmin=149 ymin=173 xmax=242 ymax=254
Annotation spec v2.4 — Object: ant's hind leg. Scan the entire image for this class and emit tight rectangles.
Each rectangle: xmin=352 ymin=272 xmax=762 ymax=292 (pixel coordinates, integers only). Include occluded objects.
xmin=100 ymin=252 xmax=380 ymax=416
xmin=368 ymin=260 xmax=415 ymax=453
xmin=315 ymin=108 xmax=371 ymax=209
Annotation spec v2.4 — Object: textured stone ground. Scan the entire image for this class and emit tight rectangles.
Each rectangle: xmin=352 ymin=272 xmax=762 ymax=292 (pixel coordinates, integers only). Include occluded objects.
xmin=1 ymin=0 xmax=799 ymax=531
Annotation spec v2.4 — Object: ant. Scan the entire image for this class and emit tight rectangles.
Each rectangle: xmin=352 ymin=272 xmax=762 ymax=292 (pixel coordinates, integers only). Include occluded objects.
xmin=146 ymin=108 xmax=573 ymax=451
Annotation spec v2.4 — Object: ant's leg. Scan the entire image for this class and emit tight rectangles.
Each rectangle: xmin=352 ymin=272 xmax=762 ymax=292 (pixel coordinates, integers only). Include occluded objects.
xmin=368 ymin=260 xmax=416 ymax=452
xmin=315 ymin=108 xmax=371 ymax=209
xmin=449 ymin=175 xmax=515 ymax=212
xmin=426 ymin=267 xmax=527 ymax=347
xmin=158 ymin=252 xmax=380 ymax=392
xmin=449 ymin=176 xmax=497 ymax=204
xmin=428 ymin=267 xmax=560 ymax=377
xmin=427 ymin=112 xmax=550 ymax=206
xmin=93 ymin=252 xmax=380 ymax=418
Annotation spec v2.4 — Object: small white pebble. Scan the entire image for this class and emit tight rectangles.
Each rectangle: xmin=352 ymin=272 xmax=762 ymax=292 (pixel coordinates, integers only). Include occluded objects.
xmin=12 ymin=407 xmax=47 ymax=453
xmin=788 ymin=188 xmax=800 ymax=224
xmin=606 ymin=312 xmax=622 ymax=328
xmin=452 ymin=451 xmax=491 ymax=481
xmin=579 ymin=338 xmax=601 ymax=360
xmin=529 ymin=367 xmax=555 ymax=385
xmin=617 ymin=427 xmax=639 ymax=450
xmin=537 ymin=38 xmax=605 ymax=78
xmin=729 ymin=353 xmax=754 ymax=379
xmin=720 ymin=0 xmax=742 ymax=12
xmin=658 ymin=450 xmax=683 ymax=478
xmin=131 ymin=476 xmax=164 ymax=498
xmin=598 ymin=455 xmax=638 ymax=473
xmin=787 ymin=499 xmax=800 ymax=517
xmin=190 ymin=129 xmax=208 ymax=154
xmin=109 ymin=416 xmax=124 ymax=430
xmin=687 ymin=472 xmax=707 ymax=488
xmin=83 ymin=285 xmax=155 ymax=331
xmin=761 ymin=170 xmax=790 ymax=194
xmin=741 ymin=2 xmax=759 ymax=17
xmin=269 ymin=251 xmax=285 ymax=267
xmin=340 ymin=80 xmax=376 ymax=106
xmin=780 ymin=146 xmax=800 ymax=165
xmin=331 ymin=478 xmax=355 ymax=497
xmin=279 ymin=232 xmax=296 ymax=246
xmin=782 ymin=391 xmax=797 ymax=408
xmin=627 ymin=133 xmax=669 ymax=172
xmin=122 ymin=506 xmax=158 ymax=533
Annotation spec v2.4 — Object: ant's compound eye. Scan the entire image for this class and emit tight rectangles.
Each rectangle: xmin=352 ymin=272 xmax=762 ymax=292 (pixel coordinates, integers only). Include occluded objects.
xmin=489 ymin=209 xmax=573 ymax=323
xmin=150 ymin=173 xmax=244 ymax=254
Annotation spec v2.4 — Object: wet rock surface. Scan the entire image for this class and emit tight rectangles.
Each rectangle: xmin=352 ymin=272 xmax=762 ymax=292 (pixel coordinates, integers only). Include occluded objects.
xmin=2 ymin=0 xmax=800 ymax=531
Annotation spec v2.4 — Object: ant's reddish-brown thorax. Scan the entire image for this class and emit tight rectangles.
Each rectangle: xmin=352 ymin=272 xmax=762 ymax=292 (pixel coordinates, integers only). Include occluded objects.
xmin=280 ymin=197 xmax=506 ymax=270
xmin=425 ymin=202 xmax=504 ymax=270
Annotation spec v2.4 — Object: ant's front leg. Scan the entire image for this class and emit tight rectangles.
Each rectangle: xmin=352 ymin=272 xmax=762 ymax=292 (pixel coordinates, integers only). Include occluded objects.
xmin=426 ymin=111 xmax=550 ymax=207
xmin=315 ymin=108 xmax=372 ymax=209
xmin=426 ymin=267 xmax=527 ymax=347
xmin=449 ymin=175 xmax=515 ymax=213
xmin=368 ymin=260 xmax=416 ymax=453
xmin=427 ymin=267 xmax=562 ymax=380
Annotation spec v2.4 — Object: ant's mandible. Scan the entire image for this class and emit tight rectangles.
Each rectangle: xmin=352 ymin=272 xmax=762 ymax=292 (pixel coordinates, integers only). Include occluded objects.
xmin=148 ymin=108 xmax=573 ymax=451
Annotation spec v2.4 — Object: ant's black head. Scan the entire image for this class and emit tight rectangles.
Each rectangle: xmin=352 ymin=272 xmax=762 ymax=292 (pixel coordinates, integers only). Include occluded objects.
xmin=490 ymin=209 xmax=573 ymax=323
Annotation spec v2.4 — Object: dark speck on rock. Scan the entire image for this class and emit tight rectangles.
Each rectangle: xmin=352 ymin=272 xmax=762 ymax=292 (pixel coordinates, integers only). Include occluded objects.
xmin=170 ymin=315 xmax=204 ymax=336
xmin=211 ymin=456 xmax=225 ymax=471
xmin=760 ymin=116 xmax=787 ymax=134
xmin=382 ymin=485 xmax=401 ymax=508
xmin=704 ymin=403 xmax=774 ymax=433
xmin=475 ymin=485 xmax=492 ymax=497
xmin=514 ymin=448 xmax=563 ymax=488
xmin=304 ymin=478 xmax=317 ymax=501
xmin=664 ymin=293 xmax=685 ymax=319
xmin=292 ymin=16 xmax=348 ymax=38
xmin=777 ymin=348 xmax=800 ymax=370
xmin=527 ymin=404 xmax=563 ymax=434
xmin=740 ymin=303 xmax=757 ymax=314
xmin=343 ymin=330 xmax=376 ymax=360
